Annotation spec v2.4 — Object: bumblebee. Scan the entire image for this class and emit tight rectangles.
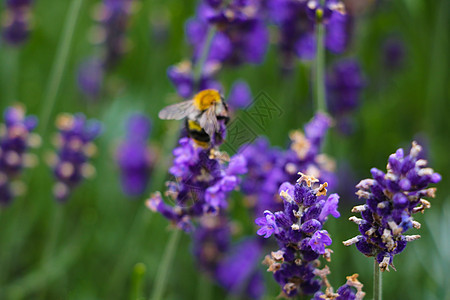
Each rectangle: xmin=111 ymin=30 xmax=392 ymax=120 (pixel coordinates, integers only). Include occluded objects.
xmin=158 ymin=89 xmax=229 ymax=147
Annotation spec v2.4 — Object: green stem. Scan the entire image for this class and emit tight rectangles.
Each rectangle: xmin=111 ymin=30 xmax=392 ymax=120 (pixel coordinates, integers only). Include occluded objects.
xmin=38 ymin=0 xmax=84 ymax=135
xmin=38 ymin=205 xmax=64 ymax=299
xmin=2 ymin=48 xmax=20 ymax=105
xmin=373 ymin=259 xmax=382 ymax=300
xmin=315 ymin=22 xmax=326 ymax=113
xmin=193 ymin=26 xmax=217 ymax=89
xmin=130 ymin=263 xmax=147 ymax=300
xmin=150 ymin=229 xmax=182 ymax=300
xmin=197 ymin=275 xmax=212 ymax=300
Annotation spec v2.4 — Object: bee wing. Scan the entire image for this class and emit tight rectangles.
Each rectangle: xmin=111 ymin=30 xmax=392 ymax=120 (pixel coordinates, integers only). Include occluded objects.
xmin=199 ymin=106 xmax=219 ymax=138
xmin=158 ymin=100 xmax=196 ymax=120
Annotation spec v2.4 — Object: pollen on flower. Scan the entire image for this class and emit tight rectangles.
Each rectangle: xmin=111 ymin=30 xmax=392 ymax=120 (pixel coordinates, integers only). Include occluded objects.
xmin=290 ymin=130 xmax=311 ymax=159
xmin=297 ymin=172 xmax=319 ymax=187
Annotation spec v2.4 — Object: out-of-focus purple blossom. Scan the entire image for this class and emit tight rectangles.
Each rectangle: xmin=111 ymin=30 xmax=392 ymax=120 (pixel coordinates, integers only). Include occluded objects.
xmin=216 ymin=238 xmax=265 ymax=299
xmin=326 ymin=59 xmax=365 ymax=116
xmin=343 ymin=142 xmax=441 ymax=271
xmin=228 ymin=80 xmax=252 ymax=109
xmin=78 ymin=0 xmax=134 ymax=98
xmin=116 ymin=114 xmax=153 ymax=197
xmin=0 ymin=106 xmax=38 ymax=205
xmin=51 ymin=113 xmax=102 ymax=201
xmin=147 ymin=137 xmax=247 ymax=231
xmin=267 ymin=0 xmax=349 ymax=69
xmin=240 ymin=113 xmax=337 ymax=217
xmin=186 ymin=0 xmax=269 ymax=66
xmin=77 ymin=58 xmax=104 ymax=99
xmin=2 ymin=2 xmax=33 ymax=45
xmin=167 ymin=61 xmax=223 ymax=98
xmin=382 ymin=37 xmax=406 ymax=71
xmin=193 ymin=215 xmax=231 ymax=274
xmin=256 ymin=173 xmax=340 ymax=297
xmin=96 ymin=0 xmax=134 ymax=69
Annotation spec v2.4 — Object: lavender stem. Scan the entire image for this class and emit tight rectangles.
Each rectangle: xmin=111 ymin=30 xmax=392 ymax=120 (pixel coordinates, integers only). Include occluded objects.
xmin=150 ymin=229 xmax=182 ymax=300
xmin=39 ymin=0 xmax=84 ymax=135
xmin=373 ymin=259 xmax=382 ymax=300
xmin=193 ymin=26 xmax=217 ymax=89
xmin=315 ymin=22 xmax=326 ymax=113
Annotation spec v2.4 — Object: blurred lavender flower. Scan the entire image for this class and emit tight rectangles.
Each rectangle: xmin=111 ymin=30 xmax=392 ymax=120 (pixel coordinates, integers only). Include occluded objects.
xmin=216 ymin=238 xmax=265 ymax=299
xmin=343 ymin=142 xmax=441 ymax=271
xmin=146 ymin=137 xmax=247 ymax=231
xmin=167 ymin=60 xmax=222 ymax=98
xmin=382 ymin=37 xmax=406 ymax=71
xmin=186 ymin=0 xmax=269 ymax=66
xmin=256 ymin=173 xmax=340 ymax=297
xmin=193 ymin=215 xmax=231 ymax=274
xmin=240 ymin=113 xmax=336 ymax=216
xmin=227 ymin=80 xmax=252 ymax=110
xmin=77 ymin=0 xmax=134 ymax=97
xmin=326 ymin=59 xmax=365 ymax=134
xmin=0 ymin=106 xmax=38 ymax=205
xmin=2 ymin=0 xmax=33 ymax=45
xmin=267 ymin=0 xmax=349 ymax=69
xmin=77 ymin=58 xmax=104 ymax=99
xmin=96 ymin=0 xmax=134 ymax=69
xmin=50 ymin=113 xmax=102 ymax=201
xmin=116 ymin=113 xmax=153 ymax=197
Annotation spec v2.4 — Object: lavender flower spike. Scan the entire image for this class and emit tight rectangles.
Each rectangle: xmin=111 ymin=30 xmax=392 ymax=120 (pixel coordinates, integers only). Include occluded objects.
xmin=256 ymin=173 xmax=340 ymax=297
xmin=50 ymin=113 xmax=102 ymax=201
xmin=146 ymin=137 xmax=246 ymax=231
xmin=116 ymin=113 xmax=153 ymax=197
xmin=343 ymin=141 xmax=441 ymax=271
xmin=2 ymin=0 xmax=34 ymax=45
xmin=0 ymin=105 xmax=39 ymax=205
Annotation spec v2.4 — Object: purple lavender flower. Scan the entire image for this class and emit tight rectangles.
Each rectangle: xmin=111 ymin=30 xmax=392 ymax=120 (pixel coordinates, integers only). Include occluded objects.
xmin=193 ymin=215 xmax=231 ymax=274
xmin=77 ymin=58 xmax=104 ymax=99
xmin=167 ymin=60 xmax=223 ymax=98
xmin=267 ymin=0 xmax=349 ymax=69
xmin=77 ymin=0 xmax=134 ymax=97
xmin=97 ymin=0 xmax=134 ymax=69
xmin=2 ymin=2 xmax=32 ymax=45
xmin=382 ymin=37 xmax=406 ymax=71
xmin=216 ymin=238 xmax=265 ymax=299
xmin=228 ymin=80 xmax=252 ymax=109
xmin=309 ymin=230 xmax=332 ymax=254
xmin=186 ymin=0 xmax=269 ymax=66
xmin=51 ymin=113 xmax=102 ymax=201
xmin=116 ymin=114 xmax=153 ymax=197
xmin=240 ymin=113 xmax=337 ymax=217
xmin=146 ymin=137 xmax=247 ymax=231
xmin=255 ymin=210 xmax=279 ymax=238
xmin=0 ymin=106 xmax=38 ymax=205
xmin=343 ymin=142 xmax=441 ymax=271
xmin=326 ymin=59 xmax=365 ymax=116
xmin=256 ymin=173 xmax=340 ymax=297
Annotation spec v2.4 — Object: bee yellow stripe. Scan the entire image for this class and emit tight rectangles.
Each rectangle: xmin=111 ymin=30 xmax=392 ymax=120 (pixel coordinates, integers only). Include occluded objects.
xmin=187 ymin=120 xmax=203 ymax=132
xmin=193 ymin=89 xmax=221 ymax=110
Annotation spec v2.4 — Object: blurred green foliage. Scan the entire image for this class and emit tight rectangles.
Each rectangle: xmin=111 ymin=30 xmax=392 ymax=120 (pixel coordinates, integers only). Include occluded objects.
xmin=0 ymin=0 xmax=448 ymax=299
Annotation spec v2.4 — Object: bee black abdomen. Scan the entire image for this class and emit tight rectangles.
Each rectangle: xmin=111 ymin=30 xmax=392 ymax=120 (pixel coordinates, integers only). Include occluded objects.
xmin=185 ymin=119 xmax=210 ymax=143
